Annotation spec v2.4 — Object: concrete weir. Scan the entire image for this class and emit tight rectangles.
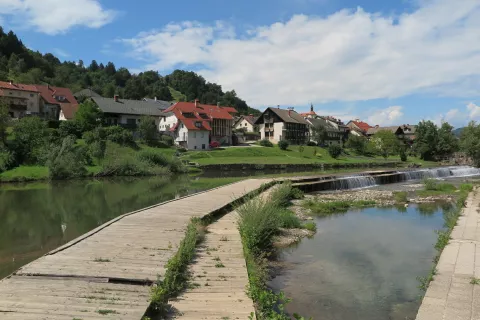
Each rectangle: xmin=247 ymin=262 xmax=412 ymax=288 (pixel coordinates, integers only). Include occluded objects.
xmin=293 ymin=166 xmax=480 ymax=192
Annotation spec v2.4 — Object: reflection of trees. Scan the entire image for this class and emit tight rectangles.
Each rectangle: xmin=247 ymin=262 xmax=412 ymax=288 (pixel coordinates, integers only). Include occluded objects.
xmin=0 ymin=174 xmax=195 ymax=278
xmin=416 ymin=203 xmax=440 ymax=216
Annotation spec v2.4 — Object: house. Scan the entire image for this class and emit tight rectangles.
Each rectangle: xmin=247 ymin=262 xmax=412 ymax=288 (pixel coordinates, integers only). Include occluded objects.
xmin=91 ymin=95 xmax=166 ymax=128
xmin=159 ymin=100 xmax=237 ymax=149
xmin=401 ymin=124 xmax=416 ymax=145
xmin=366 ymin=124 xmax=417 ymax=146
xmin=366 ymin=125 xmax=404 ymax=137
xmin=255 ymin=107 xmax=309 ymax=144
xmin=234 ymin=115 xmax=257 ymax=132
xmin=0 ymin=80 xmax=40 ymax=118
xmin=299 ymin=104 xmax=317 ymax=118
xmin=306 ymin=117 xmax=344 ymax=146
xmin=142 ymin=97 xmax=172 ymax=110
xmin=346 ymin=119 xmax=372 ymax=135
xmin=35 ymin=85 xmax=78 ymax=120
xmin=74 ymin=88 xmax=101 ymax=100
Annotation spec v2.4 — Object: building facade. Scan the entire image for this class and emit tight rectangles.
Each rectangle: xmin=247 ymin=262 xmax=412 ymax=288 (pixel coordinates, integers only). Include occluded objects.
xmin=234 ymin=115 xmax=257 ymax=132
xmin=0 ymin=81 xmax=40 ymax=118
xmin=255 ymin=107 xmax=309 ymax=144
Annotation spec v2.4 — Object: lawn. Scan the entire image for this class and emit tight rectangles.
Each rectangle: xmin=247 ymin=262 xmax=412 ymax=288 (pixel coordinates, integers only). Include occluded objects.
xmin=184 ymin=145 xmax=430 ymax=166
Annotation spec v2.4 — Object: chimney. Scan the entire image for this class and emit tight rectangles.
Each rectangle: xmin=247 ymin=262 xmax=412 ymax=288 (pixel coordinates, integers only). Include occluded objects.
xmin=154 ymin=96 xmax=157 ymax=101
xmin=277 ymin=105 xmax=280 ymax=109
xmin=8 ymin=80 xmax=13 ymax=85
xmin=114 ymin=95 xmax=119 ymax=102
xmin=195 ymin=99 xmax=198 ymax=107
xmin=288 ymin=110 xmax=292 ymax=117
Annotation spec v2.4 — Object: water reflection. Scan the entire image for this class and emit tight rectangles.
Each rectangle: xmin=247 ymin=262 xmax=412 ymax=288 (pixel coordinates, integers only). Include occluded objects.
xmin=0 ymin=175 xmax=199 ymax=279
xmin=269 ymin=204 xmax=446 ymax=320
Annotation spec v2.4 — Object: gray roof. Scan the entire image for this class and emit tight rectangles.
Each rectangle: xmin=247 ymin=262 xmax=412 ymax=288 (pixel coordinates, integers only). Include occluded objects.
xmin=307 ymin=117 xmax=340 ymax=133
xmin=142 ymin=98 xmax=172 ymax=110
xmin=367 ymin=126 xmax=401 ymax=135
xmin=74 ymin=88 xmax=101 ymax=98
xmin=257 ymin=107 xmax=308 ymax=124
xmin=92 ymin=97 xmax=166 ymax=117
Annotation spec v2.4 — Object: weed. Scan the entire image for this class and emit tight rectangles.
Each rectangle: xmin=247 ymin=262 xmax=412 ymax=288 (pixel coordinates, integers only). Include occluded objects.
xmin=96 ymin=309 xmax=118 ymax=315
xmin=393 ymin=191 xmax=408 ymax=203
xmin=213 ymin=256 xmax=221 ymax=261
xmin=303 ymin=222 xmax=317 ymax=232
xmin=93 ymin=258 xmax=111 ymax=263
xmin=302 ymin=199 xmax=376 ymax=215
xmin=269 ymin=182 xmax=304 ymax=207
xmin=470 ymin=278 xmax=480 ymax=285
xmin=277 ymin=208 xmax=302 ymax=229
xmin=215 ymin=262 xmax=225 ymax=268
xmin=220 ymin=236 xmax=228 ymax=241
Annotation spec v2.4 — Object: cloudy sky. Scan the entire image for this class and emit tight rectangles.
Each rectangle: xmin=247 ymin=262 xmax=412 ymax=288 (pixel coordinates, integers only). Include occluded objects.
xmin=0 ymin=0 xmax=479 ymax=128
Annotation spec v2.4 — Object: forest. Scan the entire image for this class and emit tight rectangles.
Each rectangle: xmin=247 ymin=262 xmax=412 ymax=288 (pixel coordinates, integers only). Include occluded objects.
xmin=0 ymin=27 xmax=260 ymax=115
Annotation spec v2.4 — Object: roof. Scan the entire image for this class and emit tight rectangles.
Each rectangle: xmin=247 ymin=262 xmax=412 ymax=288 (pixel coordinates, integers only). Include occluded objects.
xmin=256 ymin=107 xmax=308 ymax=125
xmin=401 ymin=124 xmax=417 ymax=134
xmin=0 ymin=81 xmax=38 ymax=92
xmin=74 ymin=88 xmax=101 ymax=98
xmin=35 ymin=85 xmax=79 ymax=120
xmin=142 ymin=98 xmax=172 ymax=110
xmin=92 ymin=97 xmax=166 ymax=117
xmin=366 ymin=126 xmax=401 ymax=135
xmin=348 ymin=120 xmax=372 ymax=132
xmin=221 ymin=106 xmax=238 ymax=114
xmin=165 ymin=102 xmax=236 ymax=120
xmin=300 ymin=111 xmax=317 ymax=117
xmin=235 ymin=115 xmax=257 ymax=126
xmin=307 ymin=117 xmax=340 ymax=133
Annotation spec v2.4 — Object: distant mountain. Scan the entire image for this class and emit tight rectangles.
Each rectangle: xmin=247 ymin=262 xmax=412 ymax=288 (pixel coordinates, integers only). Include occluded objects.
xmin=453 ymin=127 xmax=464 ymax=137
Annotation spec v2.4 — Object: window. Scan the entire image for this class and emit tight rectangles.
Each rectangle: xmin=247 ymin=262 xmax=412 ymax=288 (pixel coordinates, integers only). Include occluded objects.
xmin=30 ymin=93 xmax=34 ymax=97
xmin=181 ymin=123 xmax=184 ymax=129
xmin=195 ymin=121 xmax=201 ymax=128
xmin=202 ymin=144 xmax=205 ymax=149
xmin=194 ymin=146 xmax=197 ymax=149
xmin=245 ymin=123 xmax=247 ymax=126
xmin=127 ymin=119 xmax=136 ymax=125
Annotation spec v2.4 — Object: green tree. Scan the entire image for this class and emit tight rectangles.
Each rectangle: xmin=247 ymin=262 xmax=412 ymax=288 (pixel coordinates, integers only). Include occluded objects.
xmin=372 ymin=130 xmax=401 ymax=159
xmin=74 ymin=100 xmax=103 ymax=132
xmin=46 ymin=136 xmax=87 ymax=179
xmin=0 ymin=100 xmax=10 ymax=145
xmin=89 ymin=60 xmax=99 ymax=72
xmin=328 ymin=144 xmax=342 ymax=159
xmin=311 ymin=124 xmax=328 ymax=146
xmin=414 ymin=120 xmax=438 ymax=160
xmin=138 ymin=116 xmax=158 ymax=145
xmin=437 ymin=122 xmax=459 ymax=158
xmin=345 ymin=135 xmax=367 ymax=154
xmin=460 ymin=121 xmax=480 ymax=167
xmin=11 ymin=116 xmax=48 ymax=164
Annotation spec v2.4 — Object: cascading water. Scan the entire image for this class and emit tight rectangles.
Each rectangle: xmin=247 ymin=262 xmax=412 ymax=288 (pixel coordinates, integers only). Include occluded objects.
xmin=450 ymin=166 xmax=480 ymax=177
xmin=332 ymin=175 xmax=377 ymax=190
xmin=398 ymin=166 xmax=480 ymax=182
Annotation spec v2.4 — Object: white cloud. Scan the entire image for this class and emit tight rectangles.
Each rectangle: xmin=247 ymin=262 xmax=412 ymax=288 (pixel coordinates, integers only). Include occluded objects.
xmin=0 ymin=0 xmax=116 ymax=34
xmin=467 ymin=102 xmax=480 ymax=120
xmin=367 ymin=106 xmax=404 ymax=126
xmin=121 ymin=0 xmax=480 ymax=107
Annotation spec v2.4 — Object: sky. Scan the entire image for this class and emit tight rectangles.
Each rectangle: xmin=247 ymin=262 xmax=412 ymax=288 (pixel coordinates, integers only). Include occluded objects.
xmin=0 ymin=0 xmax=479 ymax=128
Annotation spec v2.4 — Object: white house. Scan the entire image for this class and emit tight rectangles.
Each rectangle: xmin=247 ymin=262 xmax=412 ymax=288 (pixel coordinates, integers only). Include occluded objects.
xmin=234 ymin=115 xmax=257 ymax=132
xmin=254 ymin=107 xmax=309 ymax=145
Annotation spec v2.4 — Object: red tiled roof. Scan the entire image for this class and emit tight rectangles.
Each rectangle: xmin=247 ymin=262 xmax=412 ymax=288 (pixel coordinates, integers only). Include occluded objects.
xmin=167 ymin=102 xmax=235 ymax=120
xmin=35 ymin=85 xmax=79 ymax=120
xmin=221 ymin=106 xmax=238 ymax=114
xmin=0 ymin=81 xmax=38 ymax=92
xmin=351 ymin=120 xmax=372 ymax=132
xmin=299 ymin=111 xmax=317 ymax=117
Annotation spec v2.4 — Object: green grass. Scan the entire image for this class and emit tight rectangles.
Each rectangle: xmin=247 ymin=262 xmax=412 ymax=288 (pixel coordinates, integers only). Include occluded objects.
xmin=168 ymin=86 xmax=188 ymax=102
xmin=417 ymin=179 xmax=463 ymax=197
xmin=393 ymin=191 xmax=408 ymax=203
xmin=185 ymin=146 xmax=414 ymax=165
xmin=302 ymin=199 xmax=376 ymax=215
xmin=303 ymin=221 xmax=317 ymax=232
xmin=0 ymin=165 xmax=49 ymax=182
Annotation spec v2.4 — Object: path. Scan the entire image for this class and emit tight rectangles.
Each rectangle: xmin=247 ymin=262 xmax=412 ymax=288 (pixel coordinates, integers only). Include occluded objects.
xmin=416 ymin=189 xmax=480 ymax=320
xmin=169 ymin=212 xmax=254 ymax=319
xmin=0 ymin=178 xmax=271 ymax=320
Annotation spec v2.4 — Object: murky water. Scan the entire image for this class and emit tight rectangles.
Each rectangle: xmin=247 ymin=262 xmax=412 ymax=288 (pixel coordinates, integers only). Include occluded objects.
xmin=0 ymin=175 xmax=213 ymax=279
xmin=269 ymin=204 xmax=450 ymax=320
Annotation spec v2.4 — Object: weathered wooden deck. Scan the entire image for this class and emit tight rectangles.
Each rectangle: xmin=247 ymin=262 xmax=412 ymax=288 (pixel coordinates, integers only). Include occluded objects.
xmin=416 ymin=189 xmax=480 ymax=320
xmin=0 ymin=178 xmax=271 ymax=320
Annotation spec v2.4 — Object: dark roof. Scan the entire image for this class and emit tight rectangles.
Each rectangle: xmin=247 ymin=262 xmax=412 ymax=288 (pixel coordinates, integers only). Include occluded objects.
xmin=92 ymin=97 xmax=166 ymax=117
xmin=74 ymin=88 xmax=101 ymax=98
xmin=256 ymin=107 xmax=308 ymax=125
xmin=142 ymin=98 xmax=172 ymax=110
xmin=235 ymin=115 xmax=257 ymax=126
xmin=307 ymin=117 xmax=340 ymax=133
xmin=367 ymin=126 xmax=401 ymax=135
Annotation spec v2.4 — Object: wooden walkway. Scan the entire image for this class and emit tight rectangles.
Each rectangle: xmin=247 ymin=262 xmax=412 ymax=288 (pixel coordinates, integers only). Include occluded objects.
xmin=0 ymin=179 xmax=271 ymax=320
xmin=416 ymin=189 xmax=480 ymax=320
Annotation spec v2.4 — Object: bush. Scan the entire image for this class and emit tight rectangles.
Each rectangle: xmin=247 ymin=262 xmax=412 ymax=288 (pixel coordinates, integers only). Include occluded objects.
xmin=328 ymin=144 xmax=343 ymax=159
xmin=104 ymin=126 xmax=135 ymax=146
xmin=278 ymin=140 xmax=289 ymax=150
xmin=0 ymin=149 xmax=14 ymax=172
xmin=47 ymin=120 xmax=61 ymax=129
xmin=277 ymin=208 xmax=302 ymax=229
xmin=307 ymin=141 xmax=317 ymax=146
xmin=259 ymin=139 xmax=273 ymax=147
xmin=270 ymin=182 xmax=304 ymax=207
xmin=303 ymin=221 xmax=317 ymax=232
xmin=138 ymin=116 xmax=158 ymax=146
xmin=46 ymin=136 xmax=87 ymax=179
xmin=58 ymin=120 xmax=83 ymax=138
xmin=11 ymin=116 xmax=49 ymax=164
xmin=400 ymin=149 xmax=408 ymax=162
xmin=209 ymin=141 xmax=220 ymax=149
xmin=137 ymin=150 xmax=186 ymax=173
xmin=99 ymin=155 xmax=168 ymax=177
xmin=394 ymin=191 xmax=408 ymax=203
xmin=160 ymin=135 xmax=174 ymax=147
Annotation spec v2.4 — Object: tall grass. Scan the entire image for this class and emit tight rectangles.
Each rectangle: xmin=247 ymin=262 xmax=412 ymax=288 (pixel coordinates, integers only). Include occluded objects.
xmin=269 ymin=181 xmax=304 ymax=207
xmin=302 ymin=198 xmax=376 ymax=215
xmin=393 ymin=191 xmax=408 ymax=203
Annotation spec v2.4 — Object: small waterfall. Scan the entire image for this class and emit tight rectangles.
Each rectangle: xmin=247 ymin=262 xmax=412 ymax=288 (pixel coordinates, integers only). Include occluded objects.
xmin=450 ymin=166 xmax=480 ymax=177
xmin=332 ymin=175 xmax=377 ymax=190
xmin=398 ymin=166 xmax=480 ymax=182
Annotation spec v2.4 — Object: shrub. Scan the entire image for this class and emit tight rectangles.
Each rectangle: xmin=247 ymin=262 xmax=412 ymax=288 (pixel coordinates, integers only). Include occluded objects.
xmin=138 ymin=116 xmax=158 ymax=146
xmin=47 ymin=120 xmax=61 ymax=129
xmin=400 ymin=149 xmax=408 ymax=162
xmin=394 ymin=191 xmax=408 ymax=203
xmin=307 ymin=141 xmax=317 ymax=146
xmin=137 ymin=150 xmax=185 ymax=173
xmin=270 ymin=182 xmax=304 ymax=207
xmin=11 ymin=116 xmax=49 ymax=164
xmin=58 ymin=120 xmax=83 ymax=138
xmin=104 ymin=126 xmax=135 ymax=146
xmin=99 ymin=155 xmax=166 ymax=177
xmin=328 ymin=144 xmax=342 ymax=159
xmin=209 ymin=141 xmax=220 ymax=149
xmin=0 ymin=149 xmax=14 ymax=172
xmin=46 ymin=136 xmax=87 ymax=179
xmin=277 ymin=208 xmax=302 ymax=229
xmin=259 ymin=139 xmax=273 ymax=147
xmin=423 ymin=178 xmax=437 ymax=191
xmin=160 ymin=135 xmax=174 ymax=146
xmin=278 ymin=140 xmax=289 ymax=150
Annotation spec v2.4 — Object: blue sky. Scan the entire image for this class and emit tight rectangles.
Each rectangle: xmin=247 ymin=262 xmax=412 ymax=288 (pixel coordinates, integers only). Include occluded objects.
xmin=1 ymin=0 xmax=479 ymax=128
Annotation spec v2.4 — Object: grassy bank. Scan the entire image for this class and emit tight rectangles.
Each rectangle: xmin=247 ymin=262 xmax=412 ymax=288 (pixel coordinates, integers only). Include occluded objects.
xmin=237 ymin=183 xmax=313 ymax=320
xmin=185 ymin=145 xmax=435 ymax=166
xmin=302 ymin=199 xmax=377 ymax=216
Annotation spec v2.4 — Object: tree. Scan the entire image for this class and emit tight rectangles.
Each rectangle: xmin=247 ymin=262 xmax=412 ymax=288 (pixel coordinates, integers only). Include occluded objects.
xmin=0 ymin=100 xmax=10 ymax=145
xmin=372 ymin=130 xmax=401 ymax=159
xmin=11 ymin=116 xmax=48 ymax=164
xmin=460 ymin=121 xmax=480 ymax=167
xmin=437 ymin=122 xmax=459 ymax=158
xmin=104 ymin=62 xmax=116 ymax=76
xmin=345 ymin=135 xmax=367 ymax=155
xmin=89 ymin=60 xmax=99 ymax=72
xmin=328 ymin=144 xmax=342 ymax=159
xmin=414 ymin=120 xmax=438 ymax=160
xmin=46 ymin=136 xmax=87 ymax=179
xmin=137 ymin=116 xmax=157 ymax=145
xmin=103 ymin=82 xmax=116 ymax=98
xmin=124 ymin=77 xmax=145 ymax=100
xmin=311 ymin=124 xmax=328 ymax=146
xmin=74 ymin=100 xmax=103 ymax=132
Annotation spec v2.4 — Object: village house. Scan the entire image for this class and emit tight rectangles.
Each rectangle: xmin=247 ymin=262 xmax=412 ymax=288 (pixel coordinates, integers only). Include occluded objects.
xmin=234 ymin=115 xmax=257 ymax=132
xmin=74 ymin=88 xmax=102 ymax=100
xmin=367 ymin=124 xmax=417 ymax=146
xmin=35 ymin=85 xmax=78 ymax=120
xmin=159 ymin=100 xmax=237 ymax=150
xmin=306 ymin=117 xmax=344 ymax=146
xmin=255 ymin=107 xmax=309 ymax=144
xmin=142 ymin=97 xmax=172 ymax=110
xmin=346 ymin=119 xmax=372 ymax=136
xmin=91 ymin=95 xmax=166 ymax=128
xmin=0 ymin=80 xmax=40 ymax=118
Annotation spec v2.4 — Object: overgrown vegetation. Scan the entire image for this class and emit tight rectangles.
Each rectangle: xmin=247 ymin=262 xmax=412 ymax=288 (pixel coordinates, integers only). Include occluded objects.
xmin=146 ymin=218 xmax=204 ymax=317
xmin=328 ymin=144 xmax=342 ymax=159
xmin=302 ymin=198 xmax=376 ymax=215
xmin=418 ymin=179 xmax=457 ymax=196
xmin=393 ymin=191 xmax=408 ymax=203
xmin=237 ymin=183 xmax=312 ymax=320
xmin=278 ymin=140 xmax=289 ymax=150
xmin=259 ymin=139 xmax=274 ymax=147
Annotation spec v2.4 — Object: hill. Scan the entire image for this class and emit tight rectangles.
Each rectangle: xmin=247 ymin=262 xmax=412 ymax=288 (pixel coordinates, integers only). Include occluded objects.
xmin=453 ymin=127 xmax=464 ymax=137
xmin=0 ymin=27 xmax=261 ymax=116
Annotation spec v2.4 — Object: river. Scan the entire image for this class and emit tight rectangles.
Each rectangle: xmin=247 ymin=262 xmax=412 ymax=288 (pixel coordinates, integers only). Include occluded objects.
xmin=0 ymin=175 xmax=219 ymax=279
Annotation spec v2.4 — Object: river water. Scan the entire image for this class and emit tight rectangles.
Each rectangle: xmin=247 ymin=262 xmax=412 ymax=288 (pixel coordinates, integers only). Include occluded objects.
xmin=269 ymin=203 xmax=450 ymax=320
xmin=0 ymin=175 xmax=213 ymax=279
